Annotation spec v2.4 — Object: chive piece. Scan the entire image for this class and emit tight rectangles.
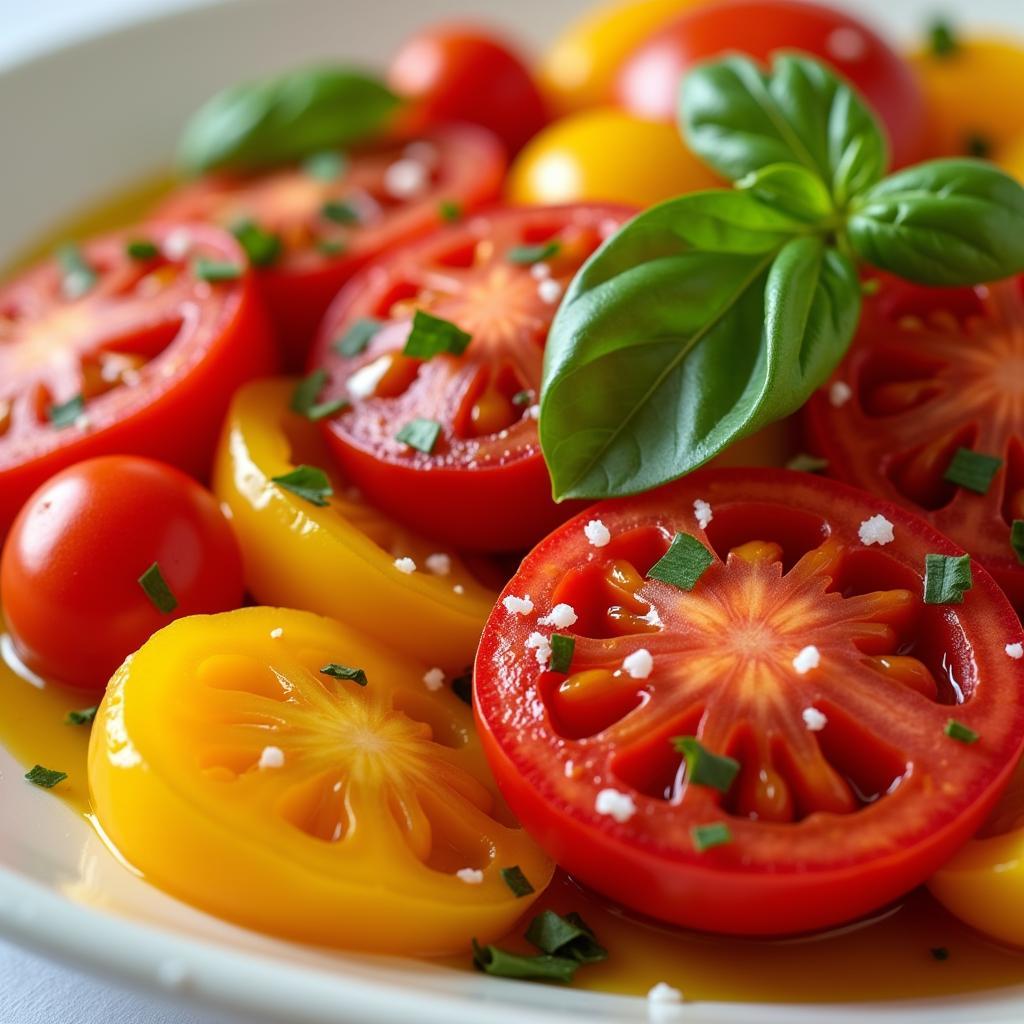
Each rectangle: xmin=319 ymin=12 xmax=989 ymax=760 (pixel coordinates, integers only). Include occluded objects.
xmin=549 ymin=634 xmax=575 ymax=674
xmin=307 ymin=398 xmax=350 ymax=421
xmin=396 ymin=418 xmax=442 ymax=454
xmin=672 ymin=736 xmax=740 ymax=794
xmin=126 ymin=239 xmax=159 ymax=261
xmin=231 ymin=219 xmax=282 ymax=268
xmin=691 ymin=822 xmax=732 ymax=852
xmin=25 ymin=765 xmax=68 ymax=789
xmin=316 ymin=239 xmax=347 ymax=257
xmin=525 ymin=911 xmax=608 ymax=964
xmin=403 ymin=310 xmax=472 ymax=359
xmin=65 ymin=706 xmax=98 ymax=726
xmin=1011 ymin=521 xmax=1024 ymax=565
xmin=861 ymin=278 xmax=881 ymax=297
xmin=56 ymin=243 xmax=97 ymax=298
xmin=943 ymin=447 xmax=1002 ymax=494
xmin=512 ymin=389 xmax=534 ymax=406
xmin=648 ymin=533 xmax=714 ymax=591
xmin=334 ymin=317 xmax=381 ymax=357
xmin=48 ymin=394 xmax=85 ymax=429
xmin=472 ymin=940 xmax=578 ymax=983
xmin=944 ymin=719 xmax=979 ymax=744
xmin=271 ymin=465 xmax=333 ymax=507
xmin=500 ymin=865 xmax=535 ymax=898
xmin=138 ymin=562 xmax=179 ymax=614
xmin=930 ymin=946 xmax=950 ymax=961
xmin=194 ymin=258 xmax=242 ymax=282
xmin=439 ymin=199 xmax=462 ymax=222
xmin=320 ymin=663 xmax=368 ymax=686
xmin=506 ymin=241 xmax=561 ymax=265
xmin=321 ymin=199 xmax=361 ymax=224
xmin=928 ymin=18 xmax=958 ymax=58
xmin=291 ymin=369 xmax=328 ymax=414
xmin=965 ymin=133 xmax=993 ymax=160
xmin=786 ymin=453 xmax=829 ymax=473
xmin=303 ymin=150 xmax=347 ymax=181
xmin=451 ymin=667 xmax=473 ymax=704
xmin=923 ymin=553 xmax=973 ymax=605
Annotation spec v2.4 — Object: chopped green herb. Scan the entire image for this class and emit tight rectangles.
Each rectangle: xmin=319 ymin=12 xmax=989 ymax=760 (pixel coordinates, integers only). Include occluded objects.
xmin=194 ymin=258 xmax=243 ymax=282
xmin=928 ymin=18 xmax=958 ymax=57
xmin=691 ymin=822 xmax=732 ymax=852
xmin=403 ymin=310 xmax=472 ymax=359
xmin=320 ymin=663 xmax=368 ymax=686
xmin=56 ymin=243 xmax=97 ymax=298
xmin=930 ymin=946 xmax=950 ymax=961
xmin=944 ymin=719 xmax=979 ymax=744
xmin=334 ymin=317 xmax=381 ymax=357
xmin=138 ymin=562 xmax=179 ymax=614
xmin=316 ymin=239 xmax=347 ymax=257
xmin=65 ymin=706 xmax=98 ymax=726
xmin=923 ymin=553 xmax=973 ymax=605
xmin=48 ymin=394 xmax=85 ymax=429
xmin=321 ymin=199 xmax=361 ymax=224
xmin=525 ymin=911 xmax=607 ymax=964
xmin=231 ymin=219 xmax=282 ymax=267
xmin=291 ymin=369 xmax=350 ymax=422
xmin=271 ymin=465 xmax=333 ymax=506
xmin=451 ymin=667 xmax=473 ymax=704
xmin=438 ymin=199 xmax=462 ymax=222
xmin=512 ymin=389 xmax=534 ymax=407
xmin=943 ymin=447 xmax=1002 ymax=494
xmin=125 ymin=239 xmax=159 ymax=260
xmin=506 ymin=241 xmax=561 ymax=265
xmin=396 ymin=418 xmax=442 ymax=454
xmin=648 ymin=533 xmax=714 ymax=591
xmin=307 ymin=398 xmax=349 ymax=421
xmin=1011 ymin=521 xmax=1024 ymax=565
xmin=861 ymin=277 xmax=881 ymax=297
xmin=549 ymin=634 xmax=575 ymax=674
xmin=25 ymin=764 xmax=68 ymax=789
xmin=673 ymin=736 xmax=740 ymax=793
xmin=786 ymin=453 xmax=829 ymax=473
xmin=472 ymin=940 xmax=578 ymax=983
xmin=303 ymin=150 xmax=347 ymax=181
xmin=500 ymin=865 xmax=535 ymax=898
xmin=965 ymin=133 xmax=992 ymax=160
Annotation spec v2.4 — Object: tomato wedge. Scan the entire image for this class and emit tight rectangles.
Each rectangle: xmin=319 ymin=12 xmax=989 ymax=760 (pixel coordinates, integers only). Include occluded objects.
xmin=308 ymin=203 xmax=633 ymax=551
xmin=804 ymin=276 xmax=1024 ymax=613
xmin=474 ymin=468 xmax=1024 ymax=936
xmin=0 ymin=223 xmax=274 ymax=536
xmin=155 ymin=126 xmax=505 ymax=366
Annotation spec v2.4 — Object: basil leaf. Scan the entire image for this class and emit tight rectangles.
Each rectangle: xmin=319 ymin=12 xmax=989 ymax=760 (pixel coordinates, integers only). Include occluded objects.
xmin=846 ymin=159 xmax=1024 ymax=285
xmin=682 ymin=53 xmax=887 ymax=206
xmin=179 ymin=65 xmax=399 ymax=174
xmin=736 ymin=163 xmax=835 ymax=225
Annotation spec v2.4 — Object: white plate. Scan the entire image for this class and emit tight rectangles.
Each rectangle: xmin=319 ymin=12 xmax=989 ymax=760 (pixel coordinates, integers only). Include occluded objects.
xmin=3 ymin=1 xmax=1024 ymax=1020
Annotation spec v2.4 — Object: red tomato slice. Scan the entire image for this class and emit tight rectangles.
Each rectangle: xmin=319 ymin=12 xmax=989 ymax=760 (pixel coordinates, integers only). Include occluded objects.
xmin=308 ymin=203 xmax=634 ymax=552
xmin=0 ymin=223 xmax=274 ymax=537
xmin=155 ymin=126 xmax=505 ymax=367
xmin=474 ymin=468 xmax=1024 ymax=936
xmin=804 ymin=276 xmax=1024 ymax=614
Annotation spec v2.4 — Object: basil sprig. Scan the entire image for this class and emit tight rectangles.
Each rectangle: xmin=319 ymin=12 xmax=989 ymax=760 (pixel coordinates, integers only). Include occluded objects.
xmin=178 ymin=65 xmax=399 ymax=174
xmin=540 ymin=52 xmax=1024 ymax=501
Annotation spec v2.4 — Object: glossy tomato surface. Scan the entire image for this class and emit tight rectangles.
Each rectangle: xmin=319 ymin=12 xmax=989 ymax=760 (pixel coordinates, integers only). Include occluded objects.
xmin=308 ymin=203 xmax=634 ymax=551
xmin=614 ymin=0 xmax=926 ymax=169
xmin=155 ymin=126 xmax=505 ymax=367
xmin=1 ymin=456 xmax=243 ymax=691
xmin=804 ymin=276 xmax=1024 ymax=614
xmin=475 ymin=468 xmax=1024 ymax=935
xmin=388 ymin=24 xmax=548 ymax=155
xmin=0 ymin=223 xmax=274 ymax=537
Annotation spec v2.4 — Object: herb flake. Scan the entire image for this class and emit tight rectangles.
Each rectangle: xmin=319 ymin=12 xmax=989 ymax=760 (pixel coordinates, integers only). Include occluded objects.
xmin=320 ymin=663 xmax=368 ymax=686
xmin=923 ymin=553 xmax=973 ymax=605
xmin=691 ymin=822 xmax=732 ymax=852
xmin=500 ymin=865 xmax=535 ymax=898
xmin=48 ymin=394 xmax=85 ymax=429
xmin=944 ymin=719 xmax=979 ymax=744
xmin=194 ymin=258 xmax=243 ymax=282
xmin=439 ymin=200 xmax=462 ymax=222
xmin=25 ymin=764 xmax=68 ymax=789
xmin=334 ymin=317 xmax=381 ymax=357
xmin=321 ymin=199 xmax=361 ymax=224
xmin=525 ymin=911 xmax=607 ymax=965
xmin=231 ymin=219 xmax=282 ymax=267
xmin=673 ymin=736 xmax=740 ymax=793
xmin=126 ymin=239 xmax=159 ymax=260
xmin=290 ymin=369 xmax=349 ymax=422
xmin=65 ymin=706 xmax=98 ymax=726
xmin=472 ymin=940 xmax=578 ymax=983
xmin=396 ymin=418 xmax=442 ymax=454
xmin=943 ymin=447 xmax=1002 ymax=495
xmin=403 ymin=310 xmax=472 ymax=360
xmin=648 ymin=533 xmax=714 ymax=591
xmin=138 ymin=562 xmax=179 ymax=614
xmin=506 ymin=241 xmax=561 ymax=265
xmin=549 ymin=634 xmax=575 ymax=674
xmin=303 ymin=150 xmax=347 ymax=181
xmin=56 ymin=243 xmax=97 ymax=298
xmin=271 ymin=465 xmax=333 ymax=507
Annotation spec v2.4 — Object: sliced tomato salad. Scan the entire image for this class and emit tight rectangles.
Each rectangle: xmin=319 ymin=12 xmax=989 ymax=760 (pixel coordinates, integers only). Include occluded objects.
xmin=474 ymin=468 xmax=1024 ymax=936
xmin=308 ymin=203 xmax=633 ymax=551
xmin=156 ymin=126 xmax=505 ymax=366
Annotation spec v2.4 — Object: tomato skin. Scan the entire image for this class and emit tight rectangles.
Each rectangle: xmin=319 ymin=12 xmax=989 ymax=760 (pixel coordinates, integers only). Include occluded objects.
xmin=1 ymin=456 xmax=244 ymax=692
xmin=388 ymin=25 xmax=549 ymax=154
xmin=614 ymin=0 xmax=926 ymax=169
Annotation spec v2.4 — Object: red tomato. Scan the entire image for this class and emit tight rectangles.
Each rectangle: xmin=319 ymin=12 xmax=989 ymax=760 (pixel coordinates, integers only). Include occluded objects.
xmin=0 ymin=223 xmax=274 ymax=538
xmin=474 ymin=468 xmax=1024 ymax=935
xmin=155 ymin=126 xmax=505 ymax=368
xmin=1 ymin=456 xmax=244 ymax=692
xmin=307 ymin=203 xmax=633 ymax=552
xmin=804 ymin=275 xmax=1024 ymax=615
xmin=614 ymin=0 xmax=926 ymax=169
xmin=389 ymin=25 xmax=549 ymax=155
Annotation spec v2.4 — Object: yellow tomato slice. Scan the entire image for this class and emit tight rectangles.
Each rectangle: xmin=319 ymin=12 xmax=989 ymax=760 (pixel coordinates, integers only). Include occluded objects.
xmin=89 ymin=607 xmax=553 ymax=953
xmin=213 ymin=378 xmax=497 ymax=669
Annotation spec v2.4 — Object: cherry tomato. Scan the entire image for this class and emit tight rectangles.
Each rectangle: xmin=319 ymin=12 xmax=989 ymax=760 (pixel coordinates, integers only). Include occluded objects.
xmin=1 ymin=456 xmax=244 ymax=692
xmin=803 ymin=276 xmax=1024 ymax=615
xmin=154 ymin=126 xmax=505 ymax=368
xmin=308 ymin=203 xmax=634 ymax=552
xmin=614 ymin=0 xmax=926 ymax=169
xmin=507 ymin=108 xmax=721 ymax=207
xmin=388 ymin=25 xmax=548 ymax=155
xmin=0 ymin=223 xmax=274 ymax=538
xmin=474 ymin=468 xmax=1024 ymax=935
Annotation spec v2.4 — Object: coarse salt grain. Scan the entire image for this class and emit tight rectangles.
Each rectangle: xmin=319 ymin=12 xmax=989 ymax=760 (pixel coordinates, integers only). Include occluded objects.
xmin=423 ymin=667 xmax=445 ymax=692
xmin=623 ymin=648 xmax=653 ymax=679
xmin=693 ymin=498 xmax=713 ymax=529
xmin=829 ymin=381 xmax=853 ymax=407
xmin=456 ymin=868 xmax=484 ymax=884
xmin=269 ymin=627 xmax=283 ymax=639
xmin=393 ymin=556 xmax=417 ymax=574
xmin=647 ymin=982 xmax=685 ymax=1022
xmin=793 ymin=645 xmax=821 ymax=675
xmin=503 ymin=594 xmax=534 ymax=615
xmin=538 ymin=278 xmax=563 ymax=304
xmin=383 ymin=158 xmax=429 ymax=199
xmin=258 ymin=746 xmax=285 ymax=769
xmin=802 ymin=707 xmax=828 ymax=731
xmin=584 ymin=519 xmax=611 ymax=547
xmin=1007 ymin=643 xmax=1024 ymax=660
xmin=163 ymin=228 xmax=192 ymax=260
xmin=595 ymin=788 xmax=637 ymax=823
xmin=425 ymin=552 xmax=451 ymax=576
xmin=538 ymin=603 xmax=578 ymax=628
xmin=526 ymin=631 xmax=552 ymax=667
xmin=453 ymin=584 xmax=465 ymax=595
xmin=858 ymin=514 xmax=895 ymax=546
xmin=530 ymin=262 xmax=552 ymax=280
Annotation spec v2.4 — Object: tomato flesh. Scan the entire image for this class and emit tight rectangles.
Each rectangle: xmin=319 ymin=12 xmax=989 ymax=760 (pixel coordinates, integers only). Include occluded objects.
xmin=474 ymin=468 xmax=1024 ymax=935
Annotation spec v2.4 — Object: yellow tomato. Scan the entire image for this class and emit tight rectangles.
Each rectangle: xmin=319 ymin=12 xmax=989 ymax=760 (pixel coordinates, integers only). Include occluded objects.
xmin=538 ymin=0 xmax=715 ymax=116
xmin=507 ymin=108 xmax=721 ymax=207
xmin=213 ymin=378 xmax=497 ymax=670
xmin=89 ymin=607 xmax=553 ymax=953
xmin=910 ymin=37 xmax=1024 ymax=160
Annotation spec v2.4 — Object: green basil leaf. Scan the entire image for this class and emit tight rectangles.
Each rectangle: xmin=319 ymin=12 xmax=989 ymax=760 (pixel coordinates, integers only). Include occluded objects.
xmin=846 ymin=159 xmax=1024 ymax=285
xmin=682 ymin=53 xmax=887 ymax=206
xmin=179 ymin=65 xmax=399 ymax=174
xmin=736 ymin=163 xmax=835 ymax=224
